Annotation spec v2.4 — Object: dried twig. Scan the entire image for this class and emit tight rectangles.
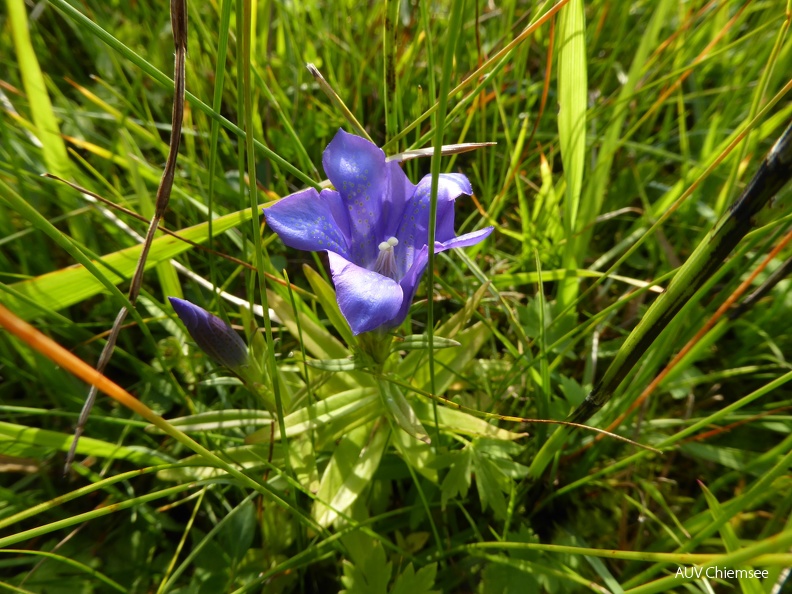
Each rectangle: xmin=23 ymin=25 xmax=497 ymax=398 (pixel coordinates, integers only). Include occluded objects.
xmin=65 ymin=0 xmax=188 ymax=473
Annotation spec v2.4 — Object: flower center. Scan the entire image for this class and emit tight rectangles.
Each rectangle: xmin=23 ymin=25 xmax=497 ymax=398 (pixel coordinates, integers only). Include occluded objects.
xmin=374 ymin=236 xmax=399 ymax=280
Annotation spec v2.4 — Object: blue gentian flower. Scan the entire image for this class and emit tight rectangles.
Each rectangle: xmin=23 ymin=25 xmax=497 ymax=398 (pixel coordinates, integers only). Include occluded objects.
xmin=263 ymin=129 xmax=493 ymax=335
xmin=169 ymin=297 xmax=249 ymax=371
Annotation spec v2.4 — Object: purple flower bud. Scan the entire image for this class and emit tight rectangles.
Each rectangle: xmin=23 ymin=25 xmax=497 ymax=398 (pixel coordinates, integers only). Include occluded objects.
xmin=168 ymin=297 xmax=249 ymax=371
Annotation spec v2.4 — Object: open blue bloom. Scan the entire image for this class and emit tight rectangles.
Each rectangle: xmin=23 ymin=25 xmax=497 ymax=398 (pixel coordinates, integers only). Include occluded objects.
xmin=264 ymin=129 xmax=493 ymax=335
xmin=169 ymin=297 xmax=249 ymax=371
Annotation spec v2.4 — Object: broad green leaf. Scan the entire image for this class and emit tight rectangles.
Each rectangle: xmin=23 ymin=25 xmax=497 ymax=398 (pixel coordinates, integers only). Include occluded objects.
xmin=411 ymin=400 xmax=526 ymax=441
xmin=288 ymin=433 xmax=320 ymax=493
xmin=472 ymin=448 xmax=510 ymax=518
xmin=219 ymin=498 xmax=256 ymax=563
xmin=391 ymin=428 xmax=437 ymax=482
xmin=313 ymin=402 xmax=386 ymax=451
xmin=390 ymin=563 xmax=439 ymax=594
xmin=440 ymin=448 xmax=472 ymax=509
xmin=313 ymin=421 xmax=389 ymax=527
xmin=339 ymin=540 xmax=391 ymax=594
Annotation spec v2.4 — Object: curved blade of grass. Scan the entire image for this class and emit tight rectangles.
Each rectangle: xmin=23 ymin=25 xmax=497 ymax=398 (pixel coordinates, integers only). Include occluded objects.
xmin=382 ymin=0 xmax=570 ymax=152
xmin=556 ymin=0 xmax=587 ymax=235
xmin=64 ymin=0 xmax=189 ymax=472
xmin=0 ymin=482 xmax=200 ymax=550
xmin=0 ymin=465 xmax=179 ymax=531
xmin=4 ymin=207 xmax=254 ymax=320
xmin=531 ymin=120 xmax=792 ymax=478
xmin=426 ymin=0 xmax=467 ymax=449
xmin=0 ymin=177 xmax=135 ymax=318
xmin=7 ymin=0 xmax=85 ymax=244
xmin=47 ymin=0 xmax=318 ymax=191
xmin=555 ymin=0 xmax=587 ymax=315
xmin=0 ymin=421 xmax=168 ymax=466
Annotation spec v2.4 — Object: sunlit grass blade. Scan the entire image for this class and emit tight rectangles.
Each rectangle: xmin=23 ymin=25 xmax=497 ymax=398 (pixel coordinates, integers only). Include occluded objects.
xmin=530 ymin=120 xmax=792 ymax=479
xmin=7 ymin=0 xmax=85 ymax=244
xmin=4 ymin=205 xmax=255 ymax=320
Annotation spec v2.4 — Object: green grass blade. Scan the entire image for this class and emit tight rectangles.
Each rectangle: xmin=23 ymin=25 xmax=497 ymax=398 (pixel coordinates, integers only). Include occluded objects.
xmin=4 ymin=206 xmax=254 ymax=320
xmin=555 ymin=0 xmax=587 ymax=313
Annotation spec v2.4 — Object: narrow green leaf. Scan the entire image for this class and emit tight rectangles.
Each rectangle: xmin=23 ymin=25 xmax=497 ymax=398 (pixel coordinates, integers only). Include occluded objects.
xmin=305 ymin=357 xmax=365 ymax=372
xmin=145 ymin=409 xmax=272 ymax=434
xmin=245 ymin=388 xmax=379 ymax=443
xmin=394 ymin=335 xmax=461 ymax=351
xmin=699 ymin=482 xmax=764 ymax=594
xmin=381 ymin=381 xmax=430 ymax=443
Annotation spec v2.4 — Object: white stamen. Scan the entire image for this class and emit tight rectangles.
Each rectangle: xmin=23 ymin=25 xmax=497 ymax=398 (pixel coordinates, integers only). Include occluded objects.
xmin=374 ymin=237 xmax=399 ymax=279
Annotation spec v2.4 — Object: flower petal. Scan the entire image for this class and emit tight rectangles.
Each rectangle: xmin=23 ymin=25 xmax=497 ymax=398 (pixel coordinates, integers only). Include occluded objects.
xmin=392 ymin=244 xmax=429 ymax=329
xmin=391 ymin=227 xmax=494 ymax=326
xmin=394 ymin=173 xmax=473 ymax=276
xmin=436 ymin=226 xmax=494 ymax=250
xmin=263 ymin=187 xmax=351 ymax=257
xmin=327 ymin=251 xmax=404 ymax=335
xmin=323 ymin=129 xmax=414 ymax=267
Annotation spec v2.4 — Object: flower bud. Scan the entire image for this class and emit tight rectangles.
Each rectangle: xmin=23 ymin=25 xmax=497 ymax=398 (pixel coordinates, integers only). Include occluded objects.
xmin=168 ymin=297 xmax=249 ymax=371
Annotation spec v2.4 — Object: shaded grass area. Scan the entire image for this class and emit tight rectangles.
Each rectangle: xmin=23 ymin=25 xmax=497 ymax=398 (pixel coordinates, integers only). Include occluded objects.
xmin=1 ymin=0 xmax=792 ymax=592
